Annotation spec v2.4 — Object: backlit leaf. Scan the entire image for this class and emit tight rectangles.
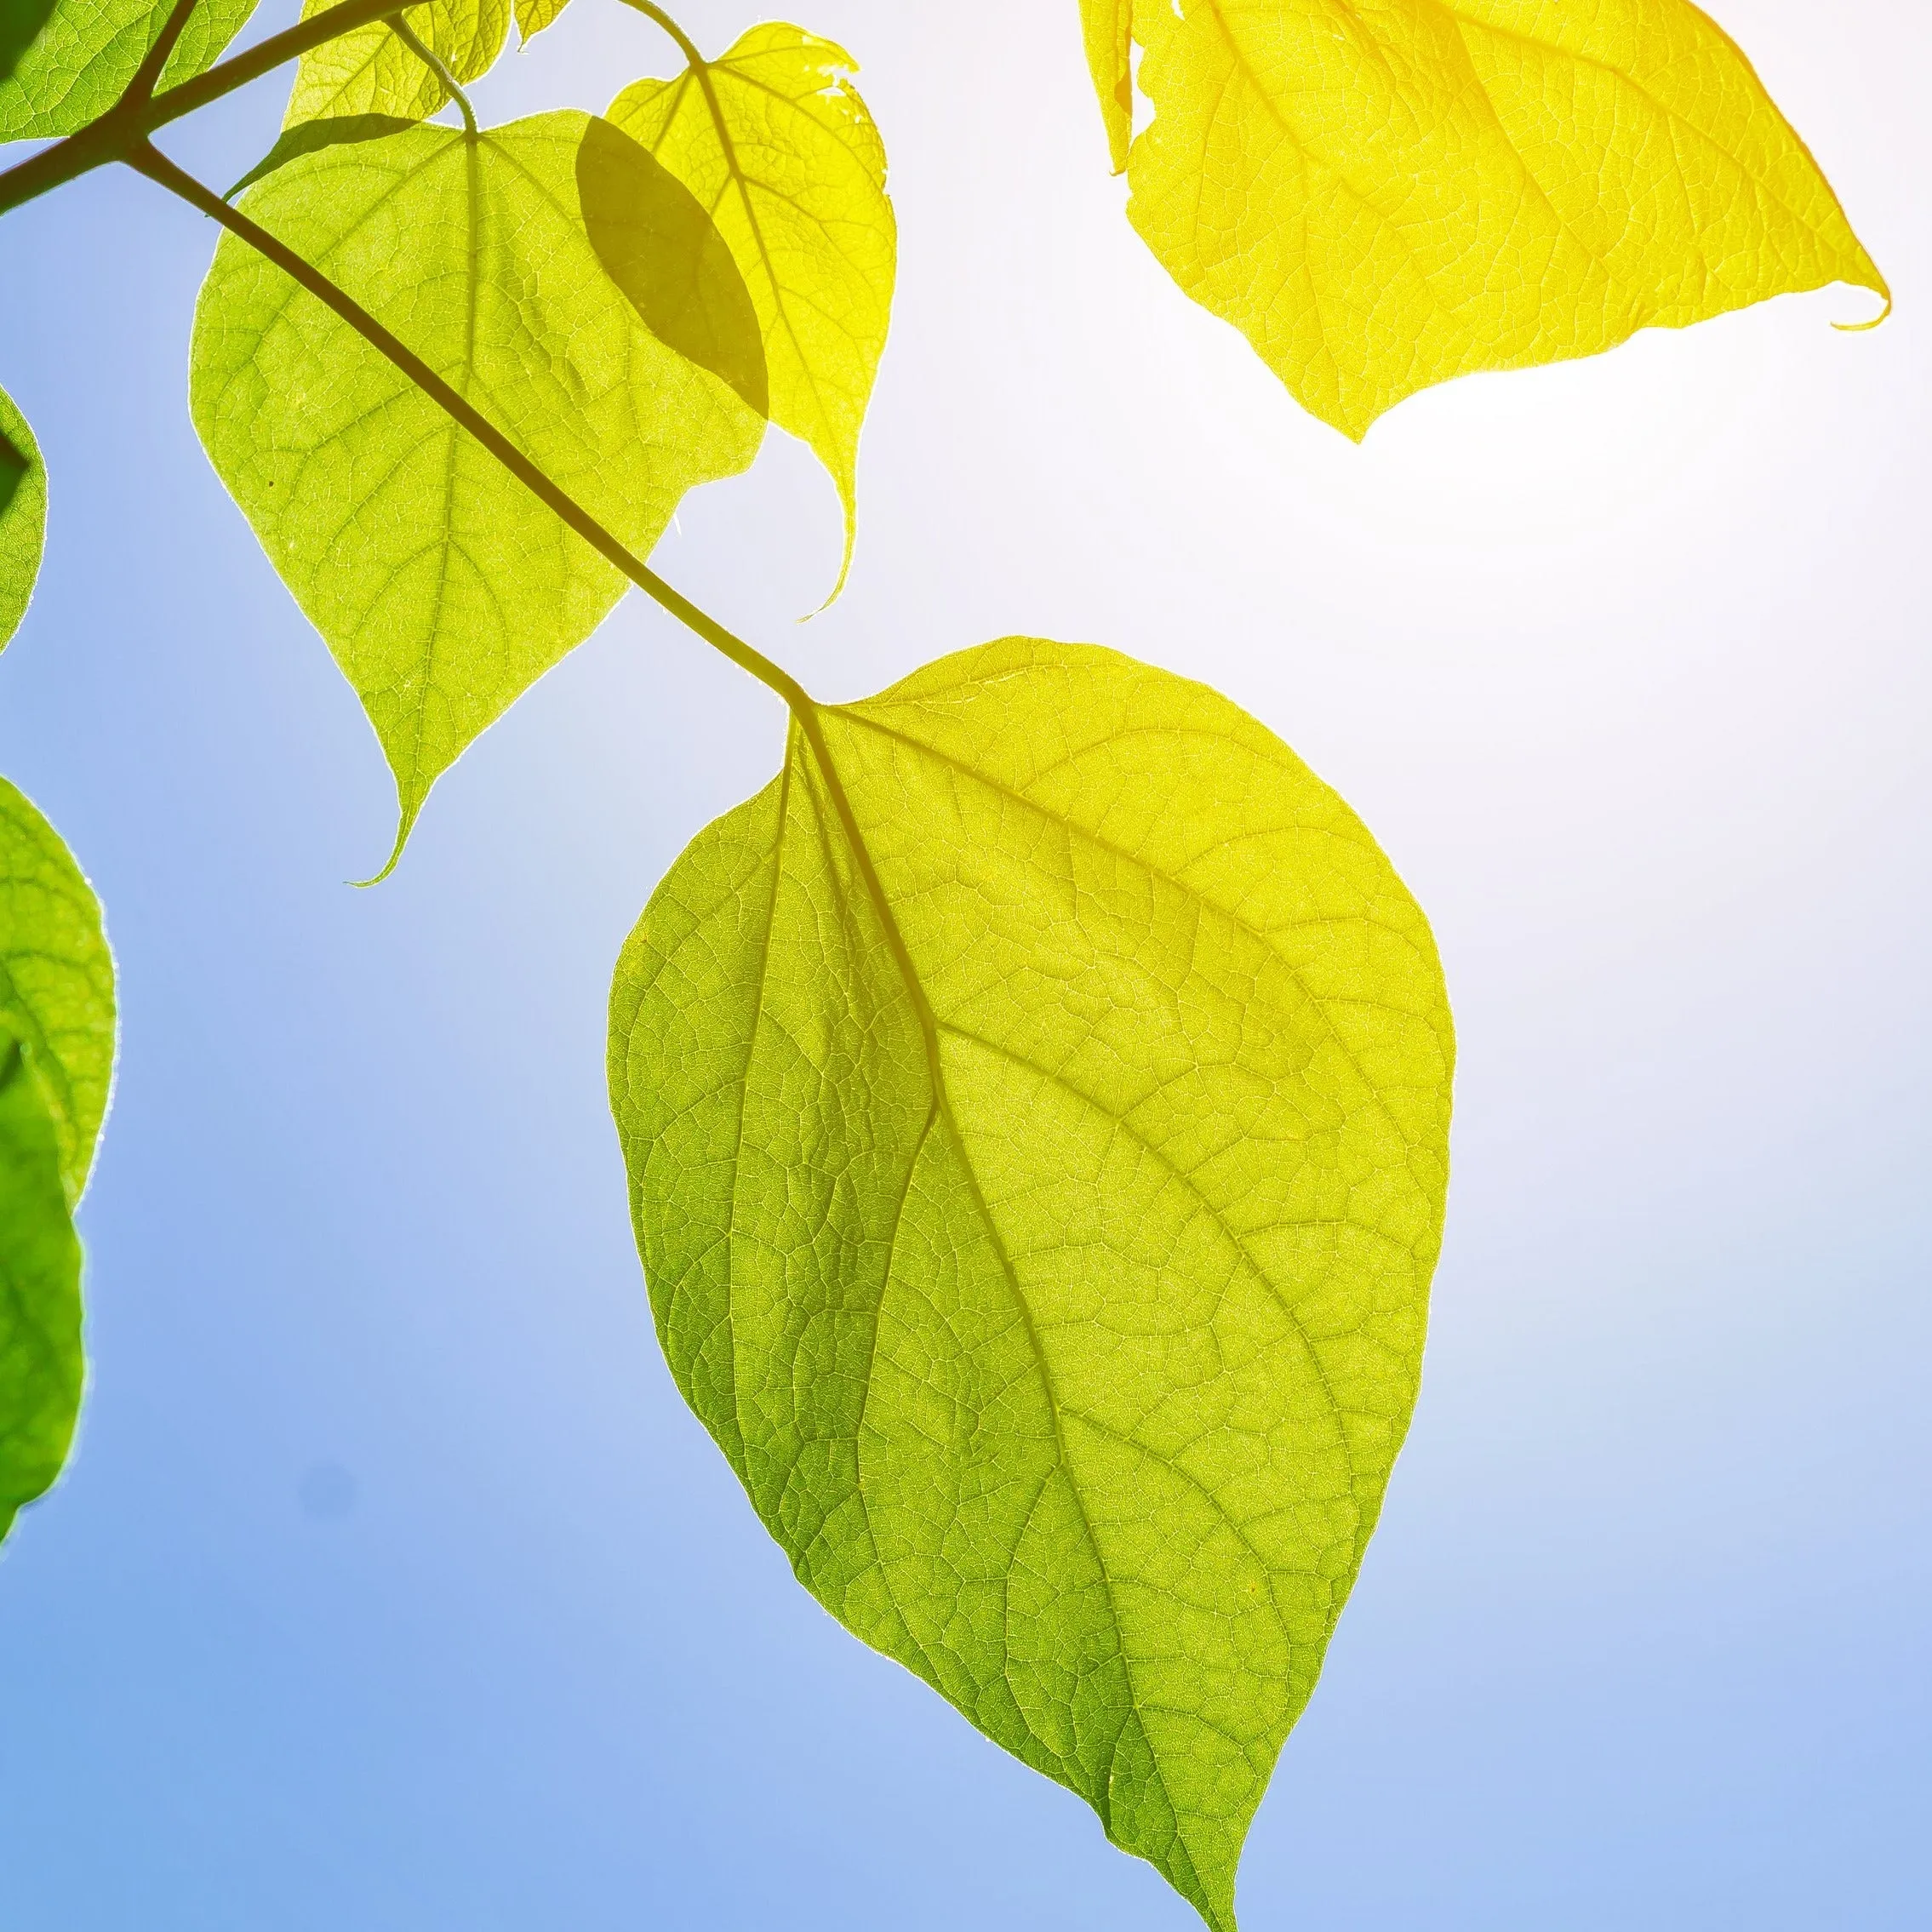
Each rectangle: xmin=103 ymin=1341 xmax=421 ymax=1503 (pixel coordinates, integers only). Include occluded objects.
xmin=282 ymin=0 xmax=506 ymax=131
xmin=609 ymin=637 xmax=1453 ymax=1930
xmin=0 ymin=1034 xmax=83 ymax=1552
xmin=0 ymin=776 xmax=117 ymax=1204
xmin=0 ymin=381 xmax=44 ymax=650
xmin=1106 ymin=0 xmax=1889 ymax=438
xmin=1079 ymin=0 xmax=1132 ymax=174
xmin=191 ymin=115 xmax=763 ymax=869
xmin=609 ymin=21 xmax=895 ymax=603
xmin=577 ymin=113 xmax=768 ymax=420
xmin=1 ymin=0 xmax=60 ymax=85
xmin=0 ymin=0 xmax=258 ymax=140
xmin=512 ymin=0 xmax=567 ymax=47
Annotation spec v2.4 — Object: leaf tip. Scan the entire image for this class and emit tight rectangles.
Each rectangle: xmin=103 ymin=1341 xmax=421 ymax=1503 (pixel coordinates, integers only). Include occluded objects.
xmin=1833 ymin=286 xmax=1893 ymax=334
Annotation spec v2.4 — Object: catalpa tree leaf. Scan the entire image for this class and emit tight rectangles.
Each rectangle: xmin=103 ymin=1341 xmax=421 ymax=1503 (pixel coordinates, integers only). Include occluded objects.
xmin=610 ymin=637 xmax=1453 ymax=1929
xmin=0 ymin=0 xmax=258 ymax=140
xmin=609 ymin=21 xmax=895 ymax=603
xmin=0 ymin=1033 xmax=83 ymax=1551
xmin=0 ymin=777 xmax=117 ymax=1204
xmin=512 ymin=0 xmax=568 ymax=47
xmin=1 ymin=0 xmax=60 ymax=86
xmin=191 ymin=114 xmax=763 ymax=870
xmin=282 ymin=0 xmax=506 ymax=132
xmin=1084 ymin=0 xmax=1889 ymax=438
xmin=0 ymin=381 xmax=45 ymax=649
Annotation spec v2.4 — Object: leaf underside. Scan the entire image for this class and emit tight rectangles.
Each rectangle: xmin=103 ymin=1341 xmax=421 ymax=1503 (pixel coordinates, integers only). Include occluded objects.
xmin=190 ymin=114 xmax=763 ymax=869
xmin=282 ymin=0 xmax=506 ymax=132
xmin=1085 ymin=0 xmax=1888 ymax=437
xmin=0 ymin=1036 xmax=83 ymax=1550
xmin=0 ymin=382 xmax=45 ymax=652
xmin=610 ymin=637 xmax=1454 ymax=1929
xmin=609 ymin=20 xmax=895 ymax=604
xmin=0 ymin=0 xmax=258 ymax=140
xmin=0 ymin=777 xmax=117 ymax=1205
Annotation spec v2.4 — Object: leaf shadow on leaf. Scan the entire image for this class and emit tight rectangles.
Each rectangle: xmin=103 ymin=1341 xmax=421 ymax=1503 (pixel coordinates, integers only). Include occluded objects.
xmin=226 ymin=113 xmax=421 ymax=201
xmin=0 ymin=426 xmax=24 ymax=524
xmin=0 ymin=0 xmax=58 ymax=84
xmin=576 ymin=114 xmax=769 ymax=422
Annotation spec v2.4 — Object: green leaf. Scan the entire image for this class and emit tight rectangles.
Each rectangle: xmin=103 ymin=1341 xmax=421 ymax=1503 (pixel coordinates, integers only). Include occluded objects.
xmin=1100 ymin=0 xmax=1889 ymax=439
xmin=0 ymin=0 xmax=60 ymax=86
xmin=0 ymin=776 xmax=117 ymax=1204
xmin=0 ymin=380 xmax=46 ymax=652
xmin=577 ymin=113 xmax=768 ymax=420
xmin=190 ymin=114 xmax=764 ymax=869
xmin=282 ymin=0 xmax=506 ymax=132
xmin=609 ymin=637 xmax=1453 ymax=1930
xmin=226 ymin=111 xmax=419 ymax=201
xmin=609 ymin=21 xmax=895 ymax=604
xmin=0 ymin=0 xmax=258 ymax=141
xmin=512 ymin=0 xmax=567 ymax=47
xmin=0 ymin=1033 xmax=83 ymax=1551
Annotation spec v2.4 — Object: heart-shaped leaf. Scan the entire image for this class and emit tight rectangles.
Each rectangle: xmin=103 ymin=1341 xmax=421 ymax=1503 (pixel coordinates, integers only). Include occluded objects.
xmin=610 ymin=637 xmax=1453 ymax=1929
xmin=191 ymin=114 xmax=764 ymax=869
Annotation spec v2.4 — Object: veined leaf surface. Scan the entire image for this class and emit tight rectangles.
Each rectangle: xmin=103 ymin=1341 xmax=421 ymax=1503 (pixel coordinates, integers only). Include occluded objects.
xmin=610 ymin=637 xmax=1453 ymax=1929
xmin=0 ymin=1035 xmax=83 ymax=1550
xmin=0 ymin=0 xmax=257 ymax=140
xmin=282 ymin=0 xmax=506 ymax=131
xmin=0 ymin=780 xmax=114 ymax=1204
xmin=0 ymin=382 xmax=44 ymax=649
xmin=1093 ymin=0 xmax=1888 ymax=438
xmin=512 ymin=0 xmax=567 ymax=47
xmin=609 ymin=22 xmax=895 ymax=602
xmin=191 ymin=115 xmax=763 ymax=867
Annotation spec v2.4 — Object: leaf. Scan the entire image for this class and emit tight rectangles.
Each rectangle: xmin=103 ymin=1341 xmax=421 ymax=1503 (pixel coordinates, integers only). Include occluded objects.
xmin=226 ymin=112 xmax=419 ymax=201
xmin=0 ymin=0 xmax=60 ymax=86
xmin=577 ymin=113 xmax=768 ymax=420
xmin=609 ymin=21 xmax=895 ymax=604
xmin=609 ymin=637 xmax=1454 ymax=1930
xmin=190 ymin=114 xmax=764 ymax=870
xmin=1079 ymin=0 xmax=1133 ymax=174
xmin=512 ymin=0 xmax=567 ymax=47
xmin=0 ymin=1034 xmax=83 ymax=1551
xmin=0 ymin=0 xmax=258 ymax=141
xmin=1112 ymin=0 xmax=1889 ymax=439
xmin=0 ymin=776 xmax=117 ymax=1204
xmin=282 ymin=0 xmax=506 ymax=132
xmin=0 ymin=380 xmax=45 ymax=651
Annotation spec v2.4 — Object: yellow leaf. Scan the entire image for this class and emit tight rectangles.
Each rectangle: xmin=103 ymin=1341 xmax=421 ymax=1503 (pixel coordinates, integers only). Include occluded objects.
xmin=513 ymin=0 xmax=568 ymax=46
xmin=1117 ymin=0 xmax=1889 ymax=438
xmin=609 ymin=22 xmax=895 ymax=606
xmin=1080 ymin=0 xmax=1134 ymax=174
xmin=283 ymin=0 xmax=508 ymax=129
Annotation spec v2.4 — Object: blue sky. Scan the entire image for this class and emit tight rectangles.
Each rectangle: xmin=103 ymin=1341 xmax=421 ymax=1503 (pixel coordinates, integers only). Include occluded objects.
xmin=0 ymin=2 xmax=1925 ymax=1926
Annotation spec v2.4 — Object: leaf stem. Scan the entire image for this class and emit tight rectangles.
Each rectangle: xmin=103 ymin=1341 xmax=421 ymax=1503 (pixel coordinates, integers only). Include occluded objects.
xmin=388 ymin=13 xmax=476 ymax=137
xmin=615 ymin=0 xmax=705 ymax=72
xmin=0 ymin=0 xmax=408 ymax=216
xmin=123 ymin=0 xmax=204 ymax=109
xmin=122 ymin=140 xmax=814 ymax=719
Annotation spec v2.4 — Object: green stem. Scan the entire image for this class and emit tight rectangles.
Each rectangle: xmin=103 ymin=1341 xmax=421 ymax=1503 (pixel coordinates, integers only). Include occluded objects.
xmin=618 ymin=0 xmax=705 ymax=71
xmin=0 ymin=0 xmax=407 ymax=216
xmin=121 ymin=140 xmax=813 ymax=720
xmin=388 ymin=13 xmax=476 ymax=136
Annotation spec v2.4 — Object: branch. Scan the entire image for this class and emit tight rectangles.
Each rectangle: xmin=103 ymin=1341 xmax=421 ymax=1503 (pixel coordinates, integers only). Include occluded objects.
xmin=122 ymin=140 xmax=811 ymax=719
xmin=0 ymin=0 xmax=404 ymax=216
